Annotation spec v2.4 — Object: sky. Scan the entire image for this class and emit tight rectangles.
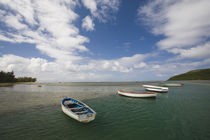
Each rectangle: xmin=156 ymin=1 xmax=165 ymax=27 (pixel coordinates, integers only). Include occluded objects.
xmin=0 ymin=0 xmax=210 ymax=82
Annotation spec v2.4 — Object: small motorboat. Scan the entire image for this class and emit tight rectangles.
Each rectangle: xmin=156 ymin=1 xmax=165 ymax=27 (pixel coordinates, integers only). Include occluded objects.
xmin=142 ymin=85 xmax=168 ymax=93
xmin=117 ymin=90 xmax=157 ymax=98
xmin=61 ymin=97 xmax=96 ymax=123
xmin=160 ymin=83 xmax=183 ymax=87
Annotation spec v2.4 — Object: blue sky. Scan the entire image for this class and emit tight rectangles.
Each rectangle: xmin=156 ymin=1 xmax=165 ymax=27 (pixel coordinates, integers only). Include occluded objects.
xmin=0 ymin=0 xmax=210 ymax=82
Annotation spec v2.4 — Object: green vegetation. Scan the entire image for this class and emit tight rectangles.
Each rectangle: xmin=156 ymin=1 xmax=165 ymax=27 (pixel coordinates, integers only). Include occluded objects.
xmin=0 ymin=71 xmax=16 ymax=83
xmin=0 ymin=71 xmax=36 ymax=83
xmin=168 ymin=68 xmax=210 ymax=81
xmin=16 ymin=77 xmax=37 ymax=82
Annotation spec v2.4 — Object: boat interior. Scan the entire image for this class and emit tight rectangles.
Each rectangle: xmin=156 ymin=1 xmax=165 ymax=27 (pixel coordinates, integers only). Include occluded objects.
xmin=62 ymin=99 xmax=93 ymax=115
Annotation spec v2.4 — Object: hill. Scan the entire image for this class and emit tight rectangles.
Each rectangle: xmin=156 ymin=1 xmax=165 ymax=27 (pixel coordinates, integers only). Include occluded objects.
xmin=168 ymin=68 xmax=210 ymax=81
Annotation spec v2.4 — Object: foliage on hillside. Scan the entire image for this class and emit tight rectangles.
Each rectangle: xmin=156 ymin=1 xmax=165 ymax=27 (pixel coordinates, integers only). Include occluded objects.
xmin=168 ymin=68 xmax=210 ymax=80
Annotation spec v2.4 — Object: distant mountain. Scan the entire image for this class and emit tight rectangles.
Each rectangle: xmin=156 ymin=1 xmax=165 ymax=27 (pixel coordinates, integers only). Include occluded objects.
xmin=168 ymin=68 xmax=210 ymax=81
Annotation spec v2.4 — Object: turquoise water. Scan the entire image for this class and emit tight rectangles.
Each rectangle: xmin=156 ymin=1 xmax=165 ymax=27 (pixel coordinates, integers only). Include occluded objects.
xmin=0 ymin=81 xmax=210 ymax=140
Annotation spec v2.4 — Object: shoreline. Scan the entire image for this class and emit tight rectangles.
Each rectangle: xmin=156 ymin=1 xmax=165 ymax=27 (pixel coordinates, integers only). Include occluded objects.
xmin=1 ymin=80 xmax=210 ymax=87
xmin=0 ymin=82 xmax=36 ymax=87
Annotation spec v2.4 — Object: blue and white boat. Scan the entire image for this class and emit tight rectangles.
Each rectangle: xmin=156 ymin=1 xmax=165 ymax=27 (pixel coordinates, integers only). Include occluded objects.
xmin=61 ymin=97 xmax=96 ymax=123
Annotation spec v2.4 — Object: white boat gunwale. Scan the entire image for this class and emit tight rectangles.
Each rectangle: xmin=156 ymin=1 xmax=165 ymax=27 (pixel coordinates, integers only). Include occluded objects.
xmin=145 ymin=87 xmax=168 ymax=92
xmin=142 ymin=85 xmax=168 ymax=90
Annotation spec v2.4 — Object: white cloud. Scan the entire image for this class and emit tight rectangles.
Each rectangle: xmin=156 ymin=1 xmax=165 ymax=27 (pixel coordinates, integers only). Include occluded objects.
xmin=138 ymin=0 xmax=210 ymax=51
xmin=4 ymin=14 xmax=27 ymax=30
xmin=82 ymin=0 xmax=97 ymax=13
xmin=139 ymin=0 xmax=210 ymax=79
xmin=144 ymin=61 xmax=208 ymax=80
xmin=0 ymin=0 xmax=158 ymax=82
xmin=80 ymin=0 xmax=120 ymax=32
xmin=1 ymin=52 xmax=210 ymax=81
xmin=0 ymin=0 xmax=120 ymax=60
xmin=0 ymin=0 xmax=37 ymax=26
xmin=152 ymin=65 xmax=160 ymax=69
xmin=0 ymin=34 xmax=14 ymax=42
xmin=82 ymin=0 xmax=120 ymax=22
xmin=170 ymin=42 xmax=210 ymax=59
xmin=82 ymin=16 xmax=95 ymax=31
xmin=0 ymin=0 xmax=89 ymax=60
xmin=2 ymin=0 xmax=209 ymax=81
xmin=0 ymin=0 xmax=150 ymax=81
xmin=137 ymin=0 xmax=210 ymax=76
xmin=134 ymin=62 xmax=147 ymax=69
xmin=0 ymin=53 xmax=150 ymax=81
xmin=0 ymin=0 xmax=126 ymax=82
xmin=0 ymin=54 xmax=49 ymax=74
xmin=35 ymin=0 xmax=79 ymax=37
xmin=91 ymin=54 xmax=151 ymax=73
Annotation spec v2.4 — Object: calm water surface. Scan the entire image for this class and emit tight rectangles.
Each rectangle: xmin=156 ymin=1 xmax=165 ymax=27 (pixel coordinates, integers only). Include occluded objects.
xmin=0 ymin=81 xmax=210 ymax=140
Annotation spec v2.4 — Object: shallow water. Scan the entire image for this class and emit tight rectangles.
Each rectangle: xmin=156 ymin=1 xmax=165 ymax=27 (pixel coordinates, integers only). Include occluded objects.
xmin=0 ymin=81 xmax=210 ymax=140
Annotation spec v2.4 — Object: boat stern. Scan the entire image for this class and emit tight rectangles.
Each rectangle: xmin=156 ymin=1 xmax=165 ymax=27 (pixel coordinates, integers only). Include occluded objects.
xmin=79 ymin=113 xmax=96 ymax=123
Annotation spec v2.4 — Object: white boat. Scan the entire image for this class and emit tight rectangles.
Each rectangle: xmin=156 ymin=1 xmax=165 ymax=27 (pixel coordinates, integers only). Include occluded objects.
xmin=117 ymin=90 xmax=157 ymax=98
xmin=145 ymin=87 xmax=167 ymax=92
xmin=160 ymin=83 xmax=183 ymax=87
xmin=142 ymin=85 xmax=168 ymax=92
xmin=61 ymin=97 xmax=96 ymax=123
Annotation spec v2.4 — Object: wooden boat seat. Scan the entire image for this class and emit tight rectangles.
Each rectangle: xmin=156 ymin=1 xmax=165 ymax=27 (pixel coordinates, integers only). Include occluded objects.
xmin=70 ymin=106 xmax=85 ymax=112
xmin=70 ymin=106 xmax=85 ymax=111
xmin=67 ymin=103 xmax=78 ymax=108
xmin=75 ymin=110 xmax=88 ymax=114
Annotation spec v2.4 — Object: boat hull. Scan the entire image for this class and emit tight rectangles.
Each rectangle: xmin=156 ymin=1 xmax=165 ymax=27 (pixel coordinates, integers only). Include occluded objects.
xmin=142 ymin=85 xmax=168 ymax=90
xmin=142 ymin=85 xmax=168 ymax=93
xmin=61 ymin=97 xmax=96 ymax=123
xmin=160 ymin=83 xmax=183 ymax=87
xmin=145 ymin=88 xmax=168 ymax=93
xmin=117 ymin=90 xmax=157 ymax=98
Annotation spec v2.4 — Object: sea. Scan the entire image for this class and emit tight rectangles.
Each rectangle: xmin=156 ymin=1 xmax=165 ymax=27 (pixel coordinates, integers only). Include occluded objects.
xmin=0 ymin=81 xmax=210 ymax=140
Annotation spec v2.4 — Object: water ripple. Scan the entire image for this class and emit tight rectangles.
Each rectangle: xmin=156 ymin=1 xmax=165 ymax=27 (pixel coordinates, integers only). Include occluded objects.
xmin=0 ymin=81 xmax=210 ymax=140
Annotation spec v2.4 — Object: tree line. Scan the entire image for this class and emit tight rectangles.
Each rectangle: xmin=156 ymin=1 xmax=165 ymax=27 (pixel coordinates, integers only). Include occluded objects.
xmin=0 ymin=71 xmax=36 ymax=83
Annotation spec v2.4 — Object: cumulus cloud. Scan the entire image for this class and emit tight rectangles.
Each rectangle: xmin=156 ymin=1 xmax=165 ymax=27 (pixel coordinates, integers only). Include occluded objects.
xmin=170 ymin=42 xmax=210 ymax=59
xmin=138 ymin=0 xmax=210 ymax=58
xmin=80 ymin=0 xmax=120 ymax=32
xmin=0 ymin=54 xmax=54 ymax=75
xmin=0 ymin=0 xmax=120 ymax=81
xmin=82 ymin=16 xmax=95 ymax=31
xmin=82 ymin=0 xmax=120 ymax=22
xmin=0 ymin=53 xmax=151 ymax=81
xmin=0 ymin=0 xmax=121 ymax=62
xmin=82 ymin=0 xmax=97 ymax=13
xmin=93 ymin=54 xmax=150 ymax=73
xmin=0 ymin=0 xmax=88 ymax=59
xmin=145 ymin=60 xmax=210 ymax=80
xmin=0 ymin=0 xmax=37 ymax=26
xmin=136 ymin=0 xmax=210 ymax=79
xmin=0 ymin=0 xmax=150 ymax=81
xmin=1 ymin=0 xmax=209 ymax=81
xmin=4 ymin=14 xmax=28 ymax=30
